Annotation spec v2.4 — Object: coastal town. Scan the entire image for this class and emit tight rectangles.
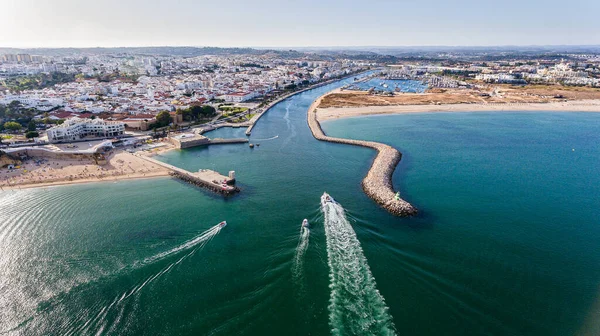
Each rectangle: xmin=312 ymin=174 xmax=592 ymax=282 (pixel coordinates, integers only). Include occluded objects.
xmin=3 ymin=0 xmax=600 ymax=334
xmin=1 ymin=47 xmax=600 ymax=191
xmin=0 ymin=49 xmax=372 ymax=189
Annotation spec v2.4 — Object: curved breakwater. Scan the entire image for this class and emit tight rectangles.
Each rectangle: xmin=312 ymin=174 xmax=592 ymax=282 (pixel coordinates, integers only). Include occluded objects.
xmin=322 ymin=196 xmax=397 ymax=335
xmin=307 ymin=95 xmax=417 ymax=217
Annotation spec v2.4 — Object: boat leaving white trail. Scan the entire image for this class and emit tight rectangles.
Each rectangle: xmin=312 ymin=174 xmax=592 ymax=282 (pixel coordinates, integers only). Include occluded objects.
xmin=321 ymin=193 xmax=396 ymax=336
xmin=142 ymin=221 xmax=226 ymax=265
xmin=251 ymin=135 xmax=279 ymax=141
xmin=292 ymin=220 xmax=310 ymax=290
xmin=74 ymin=221 xmax=227 ymax=335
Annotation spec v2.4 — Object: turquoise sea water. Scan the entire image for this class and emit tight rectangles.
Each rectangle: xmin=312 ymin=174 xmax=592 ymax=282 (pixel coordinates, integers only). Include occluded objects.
xmin=1 ymin=75 xmax=600 ymax=335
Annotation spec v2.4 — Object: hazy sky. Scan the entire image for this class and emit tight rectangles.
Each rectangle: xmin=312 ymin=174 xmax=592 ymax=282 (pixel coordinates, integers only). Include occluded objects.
xmin=1 ymin=0 xmax=599 ymax=48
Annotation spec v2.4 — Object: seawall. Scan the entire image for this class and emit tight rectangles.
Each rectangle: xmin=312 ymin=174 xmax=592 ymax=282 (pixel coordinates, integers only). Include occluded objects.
xmin=307 ymin=94 xmax=417 ymax=217
xmin=136 ymin=155 xmax=239 ymax=196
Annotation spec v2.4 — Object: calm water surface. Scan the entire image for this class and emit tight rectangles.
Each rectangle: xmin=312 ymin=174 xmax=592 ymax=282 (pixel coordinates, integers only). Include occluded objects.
xmin=1 ymin=77 xmax=600 ymax=335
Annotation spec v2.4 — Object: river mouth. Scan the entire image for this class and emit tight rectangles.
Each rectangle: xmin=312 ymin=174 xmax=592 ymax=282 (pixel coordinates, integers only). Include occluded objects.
xmin=2 ymin=72 xmax=600 ymax=335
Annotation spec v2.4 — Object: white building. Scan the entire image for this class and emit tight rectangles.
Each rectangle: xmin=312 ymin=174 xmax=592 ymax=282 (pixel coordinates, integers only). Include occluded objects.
xmin=222 ymin=91 xmax=258 ymax=103
xmin=47 ymin=117 xmax=125 ymax=143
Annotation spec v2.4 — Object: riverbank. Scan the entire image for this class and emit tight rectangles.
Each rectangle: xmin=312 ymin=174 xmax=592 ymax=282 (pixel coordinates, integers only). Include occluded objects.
xmin=317 ymin=97 xmax=600 ymax=121
xmin=307 ymin=92 xmax=417 ymax=217
xmin=211 ymin=69 xmax=372 ymax=136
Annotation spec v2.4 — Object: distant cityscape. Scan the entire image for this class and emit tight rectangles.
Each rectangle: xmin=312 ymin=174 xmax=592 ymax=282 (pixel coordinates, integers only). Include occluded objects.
xmin=0 ymin=49 xmax=374 ymax=142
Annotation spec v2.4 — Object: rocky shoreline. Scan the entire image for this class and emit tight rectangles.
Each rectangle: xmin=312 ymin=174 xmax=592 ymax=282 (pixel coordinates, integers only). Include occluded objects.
xmin=307 ymin=94 xmax=418 ymax=217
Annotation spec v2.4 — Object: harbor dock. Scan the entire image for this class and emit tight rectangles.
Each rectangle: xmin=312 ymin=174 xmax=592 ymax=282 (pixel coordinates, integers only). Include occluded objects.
xmin=138 ymin=155 xmax=239 ymax=195
xmin=168 ymin=132 xmax=248 ymax=149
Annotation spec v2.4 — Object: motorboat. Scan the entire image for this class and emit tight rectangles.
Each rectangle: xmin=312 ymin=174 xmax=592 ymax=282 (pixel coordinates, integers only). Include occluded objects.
xmin=321 ymin=192 xmax=335 ymax=207
xmin=218 ymin=221 xmax=227 ymax=228
xmin=302 ymin=219 xmax=309 ymax=228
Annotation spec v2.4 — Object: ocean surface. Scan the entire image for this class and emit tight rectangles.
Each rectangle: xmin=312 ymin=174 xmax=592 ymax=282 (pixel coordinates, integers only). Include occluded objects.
xmin=1 ymin=76 xmax=600 ymax=335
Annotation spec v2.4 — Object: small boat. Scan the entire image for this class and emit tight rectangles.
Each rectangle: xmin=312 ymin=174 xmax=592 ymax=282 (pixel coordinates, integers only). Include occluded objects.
xmin=256 ymin=143 xmax=260 ymax=147
xmin=249 ymin=143 xmax=254 ymax=148
xmin=302 ymin=219 xmax=309 ymax=228
xmin=321 ymin=192 xmax=335 ymax=207
xmin=218 ymin=221 xmax=227 ymax=228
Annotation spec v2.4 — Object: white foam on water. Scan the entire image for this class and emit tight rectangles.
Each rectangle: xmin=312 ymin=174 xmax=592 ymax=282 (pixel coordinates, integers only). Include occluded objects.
xmin=251 ymin=135 xmax=279 ymax=141
xmin=292 ymin=226 xmax=310 ymax=291
xmin=322 ymin=197 xmax=396 ymax=336
xmin=142 ymin=224 xmax=222 ymax=265
xmin=74 ymin=223 xmax=225 ymax=335
xmin=281 ymin=102 xmax=297 ymax=149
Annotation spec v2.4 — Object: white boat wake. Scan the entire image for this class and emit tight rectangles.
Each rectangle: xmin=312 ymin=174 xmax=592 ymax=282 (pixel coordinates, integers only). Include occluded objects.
xmin=280 ymin=102 xmax=297 ymax=149
xmin=141 ymin=222 xmax=224 ymax=265
xmin=73 ymin=222 xmax=226 ymax=335
xmin=251 ymin=135 xmax=279 ymax=141
xmin=321 ymin=193 xmax=396 ymax=336
xmin=292 ymin=223 xmax=310 ymax=291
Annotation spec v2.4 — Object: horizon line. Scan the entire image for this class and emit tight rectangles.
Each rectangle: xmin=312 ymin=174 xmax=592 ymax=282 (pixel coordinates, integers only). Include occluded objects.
xmin=1 ymin=44 xmax=600 ymax=50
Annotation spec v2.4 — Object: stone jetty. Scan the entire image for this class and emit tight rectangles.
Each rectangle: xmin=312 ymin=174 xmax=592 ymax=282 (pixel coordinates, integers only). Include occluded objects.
xmin=138 ymin=155 xmax=239 ymax=196
xmin=168 ymin=170 xmax=239 ymax=195
xmin=307 ymin=95 xmax=417 ymax=217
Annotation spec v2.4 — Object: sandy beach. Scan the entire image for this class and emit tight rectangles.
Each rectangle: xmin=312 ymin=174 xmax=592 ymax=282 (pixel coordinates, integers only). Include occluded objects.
xmin=316 ymin=99 xmax=600 ymax=121
xmin=0 ymin=149 xmax=171 ymax=190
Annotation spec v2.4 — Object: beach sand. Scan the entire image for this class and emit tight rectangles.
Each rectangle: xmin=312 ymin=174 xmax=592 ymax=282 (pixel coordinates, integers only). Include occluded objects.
xmin=316 ymin=99 xmax=600 ymax=121
xmin=0 ymin=149 xmax=171 ymax=190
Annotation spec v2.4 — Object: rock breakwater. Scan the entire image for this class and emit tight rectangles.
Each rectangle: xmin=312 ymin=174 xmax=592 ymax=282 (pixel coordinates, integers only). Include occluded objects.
xmin=307 ymin=95 xmax=417 ymax=217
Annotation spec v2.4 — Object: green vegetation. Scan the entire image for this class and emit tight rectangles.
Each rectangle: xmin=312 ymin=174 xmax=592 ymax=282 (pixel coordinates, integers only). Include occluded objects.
xmin=0 ymin=134 xmax=14 ymax=145
xmin=0 ymin=101 xmax=41 ymax=128
xmin=2 ymin=72 xmax=76 ymax=92
xmin=27 ymin=120 xmax=36 ymax=132
xmin=3 ymin=121 xmax=22 ymax=132
xmin=225 ymin=113 xmax=256 ymax=124
xmin=176 ymin=105 xmax=217 ymax=122
xmin=218 ymin=106 xmax=248 ymax=113
xmin=153 ymin=111 xmax=172 ymax=128
xmin=238 ymin=63 xmax=268 ymax=68
xmin=85 ymin=72 xmax=139 ymax=83
xmin=284 ymin=83 xmax=298 ymax=91
xmin=25 ymin=131 xmax=39 ymax=139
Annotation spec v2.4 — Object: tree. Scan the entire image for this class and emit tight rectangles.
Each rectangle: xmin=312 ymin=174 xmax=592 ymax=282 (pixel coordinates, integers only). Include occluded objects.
xmin=3 ymin=121 xmax=21 ymax=132
xmin=25 ymin=131 xmax=39 ymax=139
xmin=27 ymin=120 xmax=36 ymax=132
xmin=200 ymin=105 xmax=216 ymax=117
xmin=155 ymin=111 xmax=172 ymax=128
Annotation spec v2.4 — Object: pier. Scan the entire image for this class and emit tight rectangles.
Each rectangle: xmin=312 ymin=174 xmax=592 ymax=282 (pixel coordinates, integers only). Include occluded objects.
xmin=138 ymin=155 xmax=239 ymax=195
xmin=168 ymin=132 xmax=248 ymax=149
xmin=307 ymin=94 xmax=417 ymax=217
